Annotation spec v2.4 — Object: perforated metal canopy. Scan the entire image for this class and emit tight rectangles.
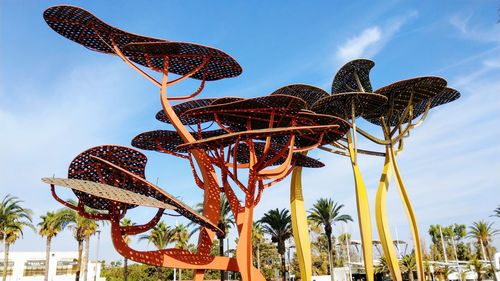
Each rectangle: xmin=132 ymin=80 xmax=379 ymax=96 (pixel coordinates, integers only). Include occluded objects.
xmin=311 ymin=92 xmax=387 ymax=119
xmin=43 ymin=177 xmax=176 ymax=210
xmin=270 ymin=84 xmax=329 ymax=109
xmin=67 ymin=145 xmax=153 ymax=211
xmin=232 ymin=142 xmax=325 ymax=168
xmin=123 ymin=42 xmax=242 ymax=81
xmin=181 ymin=95 xmax=307 ymax=128
xmin=332 ymin=59 xmax=374 ymax=94
xmin=363 ymin=76 xmax=447 ymax=126
xmin=412 ymin=87 xmax=460 ymax=118
xmin=132 ymin=129 xmax=227 ymax=154
xmin=156 ymin=97 xmax=243 ymax=125
xmin=43 ymin=5 xmax=242 ymax=81
xmin=177 ymin=125 xmax=341 ymax=151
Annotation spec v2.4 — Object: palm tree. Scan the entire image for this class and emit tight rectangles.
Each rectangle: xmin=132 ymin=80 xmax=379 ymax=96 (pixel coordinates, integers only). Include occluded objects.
xmin=0 ymin=194 xmax=34 ymax=281
xmin=193 ymin=194 xmax=235 ymax=281
xmin=308 ymin=198 xmax=352 ymax=280
xmin=470 ymin=258 xmax=484 ymax=281
xmin=468 ymin=220 xmax=499 ymax=281
xmin=58 ymin=207 xmax=100 ymax=281
xmin=493 ymin=206 xmax=500 ymax=218
xmin=252 ymin=222 xmax=265 ymax=270
xmin=172 ymin=224 xmax=189 ymax=281
xmin=400 ymin=254 xmax=416 ymax=281
xmin=259 ymin=208 xmax=292 ymax=281
xmin=38 ymin=210 xmax=71 ymax=281
xmin=375 ymin=256 xmax=389 ymax=275
xmin=120 ymin=218 xmax=136 ymax=281
xmin=139 ymin=221 xmax=174 ymax=280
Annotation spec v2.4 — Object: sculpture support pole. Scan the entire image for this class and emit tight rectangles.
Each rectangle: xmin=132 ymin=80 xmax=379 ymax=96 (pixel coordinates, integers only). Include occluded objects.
xmin=290 ymin=155 xmax=312 ymax=281
xmin=158 ymin=62 xmax=221 ymax=281
xmin=375 ymin=150 xmax=402 ymax=281
xmin=387 ymin=144 xmax=424 ymax=281
xmin=346 ymin=131 xmax=374 ymax=281
xmin=236 ymin=204 xmax=254 ymax=281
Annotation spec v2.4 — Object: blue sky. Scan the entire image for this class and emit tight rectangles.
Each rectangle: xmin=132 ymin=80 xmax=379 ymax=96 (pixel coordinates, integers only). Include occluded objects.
xmin=1 ymin=1 xmax=499 ymax=263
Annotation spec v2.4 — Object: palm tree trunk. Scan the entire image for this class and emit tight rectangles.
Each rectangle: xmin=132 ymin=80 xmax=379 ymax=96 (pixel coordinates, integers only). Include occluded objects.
xmin=82 ymin=237 xmax=90 ymax=281
xmin=281 ymin=253 xmax=287 ymax=281
xmin=408 ymin=270 xmax=414 ymax=281
xmin=326 ymin=232 xmax=335 ymax=281
xmin=485 ymin=246 xmax=499 ymax=281
xmin=257 ymin=244 xmax=261 ymax=270
xmin=44 ymin=236 xmax=52 ymax=281
xmin=220 ymin=237 xmax=225 ymax=281
xmin=2 ymin=241 xmax=9 ymax=281
xmin=157 ymin=266 xmax=163 ymax=281
xmin=123 ymin=257 xmax=128 ymax=281
xmin=75 ymin=240 xmax=83 ymax=281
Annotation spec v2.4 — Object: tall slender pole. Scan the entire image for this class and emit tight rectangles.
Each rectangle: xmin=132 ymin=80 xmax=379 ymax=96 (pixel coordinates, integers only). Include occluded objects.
xmin=480 ymin=240 xmax=487 ymax=261
xmin=439 ymin=226 xmax=448 ymax=264
xmin=93 ymin=230 xmax=101 ymax=281
xmin=395 ymin=226 xmax=400 ymax=259
xmin=344 ymin=223 xmax=352 ymax=281
xmin=450 ymin=235 xmax=462 ymax=281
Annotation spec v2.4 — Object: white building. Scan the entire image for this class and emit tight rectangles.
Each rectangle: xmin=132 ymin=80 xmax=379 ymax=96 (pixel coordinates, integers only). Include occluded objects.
xmin=0 ymin=251 xmax=104 ymax=281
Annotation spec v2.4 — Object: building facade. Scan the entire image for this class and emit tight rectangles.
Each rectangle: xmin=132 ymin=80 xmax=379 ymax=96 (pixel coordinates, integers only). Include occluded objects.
xmin=0 ymin=251 xmax=104 ymax=281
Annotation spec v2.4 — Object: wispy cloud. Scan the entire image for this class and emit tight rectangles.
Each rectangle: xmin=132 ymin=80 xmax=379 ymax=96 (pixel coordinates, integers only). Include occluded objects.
xmin=335 ymin=10 xmax=418 ymax=62
xmin=449 ymin=13 xmax=500 ymax=43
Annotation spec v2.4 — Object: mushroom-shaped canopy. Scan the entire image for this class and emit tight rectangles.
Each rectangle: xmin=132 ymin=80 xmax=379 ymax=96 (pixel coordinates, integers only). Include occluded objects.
xmin=156 ymin=97 xmax=243 ymax=125
xmin=42 ymin=177 xmax=176 ymax=210
xmin=88 ymin=155 xmax=223 ymax=235
xmin=67 ymin=145 xmax=152 ymax=211
xmin=58 ymin=145 xmax=223 ymax=234
xmin=181 ymin=95 xmax=307 ymax=128
xmin=270 ymin=84 xmax=329 ymax=109
xmin=123 ymin=42 xmax=242 ymax=81
xmin=412 ymin=87 xmax=461 ymax=118
xmin=43 ymin=5 xmax=242 ymax=81
xmin=233 ymin=142 xmax=325 ymax=168
xmin=132 ymin=129 xmax=227 ymax=155
xmin=177 ymin=125 xmax=343 ymax=152
xmin=311 ymin=92 xmax=387 ymax=119
xmin=43 ymin=5 xmax=163 ymax=54
xmin=332 ymin=59 xmax=375 ymax=94
xmin=182 ymin=95 xmax=350 ymax=146
xmin=363 ymin=77 xmax=447 ymax=126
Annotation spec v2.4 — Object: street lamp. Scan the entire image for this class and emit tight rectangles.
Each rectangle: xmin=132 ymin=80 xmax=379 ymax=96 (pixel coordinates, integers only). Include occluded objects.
xmin=93 ymin=230 xmax=101 ymax=281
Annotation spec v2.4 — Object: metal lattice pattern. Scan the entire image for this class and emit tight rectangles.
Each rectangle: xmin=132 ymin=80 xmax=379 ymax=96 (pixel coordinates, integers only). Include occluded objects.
xmin=364 ymin=77 xmax=447 ymax=126
xmin=177 ymin=125 xmax=341 ymax=151
xmin=155 ymin=97 xmax=243 ymax=125
xmin=270 ymin=84 xmax=329 ymax=109
xmin=123 ymin=42 xmax=242 ymax=81
xmin=132 ymin=129 xmax=227 ymax=154
xmin=43 ymin=5 xmax=241 ymax=81
xmin=412 ymin=87 xmax=460 ymax=118
xmin=332 ymin=59 xmax=374 ymax=94
xmin=311 ymin=92 xmax=388 ymax=119
xmin=43 ymin=177 xmax=176 ymax=210
xmin=182 ymin=95 xmax=307 ymax=128
xmin=43 ymin=5 xmax=163 ymax=55
xmin=67 ymin=145 xmax=152 ymax=211
xmin=233 ymin=142 xmax=324 ymax=168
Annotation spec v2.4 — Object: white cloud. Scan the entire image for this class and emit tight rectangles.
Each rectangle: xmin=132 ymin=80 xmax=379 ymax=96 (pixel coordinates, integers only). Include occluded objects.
xmin=449 ymin=13 xmax=500 ymax=43
xmin=336 ymin=27 xmax=382 ymax=62
xmin=335 ymin=10 xmax=418 ymax=62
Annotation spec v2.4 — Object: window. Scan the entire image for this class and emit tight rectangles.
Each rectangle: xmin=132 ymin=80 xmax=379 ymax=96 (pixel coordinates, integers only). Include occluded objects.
xmin=23 ymin=260 xmax=46 ymax=276
xmin=0 ymin=261 xmax=14 ymax=276
xmin=56 ymin=259 xmax=78 ymax=275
